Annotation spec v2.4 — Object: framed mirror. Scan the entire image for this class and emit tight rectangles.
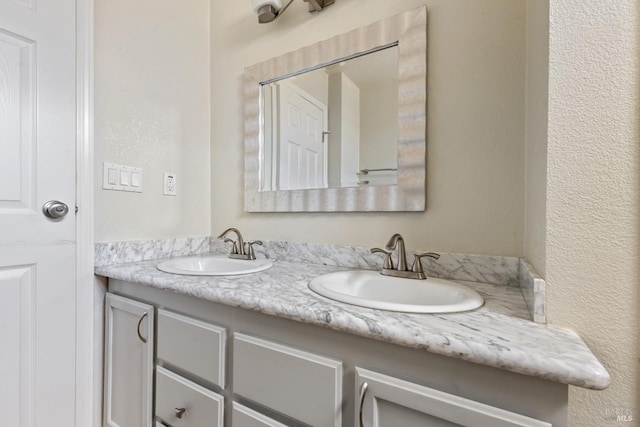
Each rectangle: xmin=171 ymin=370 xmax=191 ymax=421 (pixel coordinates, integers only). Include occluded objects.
xmin=244 ymin=6 xmax=427 ymax=212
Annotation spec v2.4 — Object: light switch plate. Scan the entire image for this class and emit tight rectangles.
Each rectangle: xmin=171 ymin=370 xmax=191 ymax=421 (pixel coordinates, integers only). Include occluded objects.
xmin=103 ymin=162 xmax=143 ymax=193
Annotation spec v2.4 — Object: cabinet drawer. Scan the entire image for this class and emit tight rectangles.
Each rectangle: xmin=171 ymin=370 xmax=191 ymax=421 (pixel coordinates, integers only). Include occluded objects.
xmin=157 ymin=309 xmax=226 ymax=387
xmin=233 ymin=333 xmax=342 ymax=427
xmin=232 ymin=402 xmax=288 ymax=427
xmin=155 ymin=366 xmax=224 ymax=427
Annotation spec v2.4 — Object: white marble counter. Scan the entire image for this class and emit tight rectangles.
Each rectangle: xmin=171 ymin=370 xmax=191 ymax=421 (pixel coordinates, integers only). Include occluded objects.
xmin=95 ymin=256 xmax=609 ymax=391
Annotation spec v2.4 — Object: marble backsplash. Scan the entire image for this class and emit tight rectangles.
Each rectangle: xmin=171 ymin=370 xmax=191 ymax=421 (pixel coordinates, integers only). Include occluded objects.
xmin=519 ymin=259 xmax=546 ymax=323
xmin=95 ymin=236 xmax=545 ymax=323
xmin=211 ymin=239 xmax=521 ymax=287
xmin=94 ymin=236 xmax=210 ymax=267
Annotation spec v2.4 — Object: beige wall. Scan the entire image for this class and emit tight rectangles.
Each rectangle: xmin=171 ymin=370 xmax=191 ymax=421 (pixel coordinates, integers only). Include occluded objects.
xmin=211 ymin=0 xmax=526 ymax=255
xmin=524 ymin=0 xmax=548 ymax=276
xmin=547 ymin=0 xmax=639 ymax=424
xmin=94 ymin=0 xmax=211 ymax=242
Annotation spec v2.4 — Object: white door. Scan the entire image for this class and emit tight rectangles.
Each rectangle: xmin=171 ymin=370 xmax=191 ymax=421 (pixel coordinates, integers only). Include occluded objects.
xmin=277 ymin=82 xmax=328 ymax=190
xmin=0 ymin=1 xmax=77 ymax=426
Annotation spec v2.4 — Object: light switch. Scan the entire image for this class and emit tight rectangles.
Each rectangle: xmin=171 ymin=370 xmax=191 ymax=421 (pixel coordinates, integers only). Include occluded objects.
xmin=119 ymin=170 xmax=130 ymax=186
xmin=107 ymin=168 xmax=118 ymax=185
xmin=131 ymin=172 xmax=140 ymax=187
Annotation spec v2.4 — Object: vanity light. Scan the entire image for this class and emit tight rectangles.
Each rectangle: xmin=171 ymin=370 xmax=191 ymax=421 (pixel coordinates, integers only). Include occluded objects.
xmin=252 ymin=0 xmax=335 ymax=24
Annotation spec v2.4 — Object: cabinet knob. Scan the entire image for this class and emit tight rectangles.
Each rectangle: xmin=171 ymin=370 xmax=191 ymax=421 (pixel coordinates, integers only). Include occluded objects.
xmin=175 ymin=407 xmax=186 ymax=419
xmin=358 ymin=381 xmax=369 ymax=427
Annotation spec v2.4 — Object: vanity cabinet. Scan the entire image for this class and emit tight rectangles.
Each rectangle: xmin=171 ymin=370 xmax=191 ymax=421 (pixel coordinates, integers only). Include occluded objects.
xmin=105 ymin=281 xmax=568 ymax=427
xmin=104 ymin=293 xmax=155 ymax=427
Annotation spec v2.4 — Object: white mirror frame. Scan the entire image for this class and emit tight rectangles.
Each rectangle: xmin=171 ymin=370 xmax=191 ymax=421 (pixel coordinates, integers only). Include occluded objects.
xmin=244 ymin=6 xmax=427 ymax=212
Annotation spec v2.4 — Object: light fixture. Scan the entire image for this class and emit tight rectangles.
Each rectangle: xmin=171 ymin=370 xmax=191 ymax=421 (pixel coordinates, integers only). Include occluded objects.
xmin=252 ymin=0 xmax=335 ymax=24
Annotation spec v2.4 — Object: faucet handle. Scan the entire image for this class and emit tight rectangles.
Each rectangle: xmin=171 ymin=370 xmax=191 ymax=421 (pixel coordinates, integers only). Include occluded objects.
xmin=411 ymin=252 xmax=440 ymax=275
xmin=371 ymin=247 xmax=394 ymax=270
xmin=245 ymin=240 xmax=263 ymax=260
xmin=223 ymin=238 xmax=239 ymax=254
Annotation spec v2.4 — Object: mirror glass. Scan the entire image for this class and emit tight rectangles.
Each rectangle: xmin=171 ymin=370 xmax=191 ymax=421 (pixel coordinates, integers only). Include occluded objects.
xmin=244 ymin=6 xmax=427 ymax=212
xmin=259 ymin=45 xmax=399 ymax=191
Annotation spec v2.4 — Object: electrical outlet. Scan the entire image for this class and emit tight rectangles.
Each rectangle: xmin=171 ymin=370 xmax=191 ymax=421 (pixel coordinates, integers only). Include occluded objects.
xmin=163 ymin=172 xmax=177 ymax=196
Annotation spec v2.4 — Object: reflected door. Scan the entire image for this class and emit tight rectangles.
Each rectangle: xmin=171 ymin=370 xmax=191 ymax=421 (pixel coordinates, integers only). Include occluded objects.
xmin=0 ymin=0 xmax=77 ymax=425
xmin=277 ymin=83 xmax=328 ymax=190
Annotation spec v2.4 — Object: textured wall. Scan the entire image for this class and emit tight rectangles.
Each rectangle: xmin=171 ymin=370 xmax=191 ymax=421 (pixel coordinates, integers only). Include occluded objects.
xmin=211 ymin=0 xmax=527 ymax=255
xmin=547 ymin=0 xmax=639 ymax=424
xmin=94 ymin=0 xmax=211 ymax=242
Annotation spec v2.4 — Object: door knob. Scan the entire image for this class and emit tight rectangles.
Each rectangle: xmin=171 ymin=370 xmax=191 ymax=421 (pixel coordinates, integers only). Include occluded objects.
xmin=42 ymin=200 xmax=69 ymax=219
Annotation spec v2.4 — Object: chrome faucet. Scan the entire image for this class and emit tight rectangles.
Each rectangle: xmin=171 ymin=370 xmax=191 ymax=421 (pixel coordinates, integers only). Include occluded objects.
xmin=371 ymin=233 xmax=440 ymax=280
xmin=218 ymin=227 xmax=263 ymax=260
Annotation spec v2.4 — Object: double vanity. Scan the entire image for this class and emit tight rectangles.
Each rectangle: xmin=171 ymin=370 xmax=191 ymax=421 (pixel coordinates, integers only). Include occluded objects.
xmin=96 ymin=234 xmax=609 ymax=427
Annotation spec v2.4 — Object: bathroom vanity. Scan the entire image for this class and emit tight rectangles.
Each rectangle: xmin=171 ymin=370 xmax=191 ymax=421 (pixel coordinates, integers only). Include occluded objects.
xmin=97 ymin=257 xmax=608 ymax=427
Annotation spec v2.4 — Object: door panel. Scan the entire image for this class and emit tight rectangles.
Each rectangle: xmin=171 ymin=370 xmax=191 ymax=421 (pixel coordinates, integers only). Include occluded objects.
xmin=278 ymin=82 xmax=327 ymax=190
xmin=0 ymin=0 xmax=77 ymax=425
xmin=0 ymin=0 xmax=76 ymax=242
xmin=0 ymin=246 xmax=76 ymax=426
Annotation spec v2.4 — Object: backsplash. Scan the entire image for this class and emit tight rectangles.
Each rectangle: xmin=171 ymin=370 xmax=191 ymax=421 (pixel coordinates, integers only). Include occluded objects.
xmin=94 ymin=236 xmax=210 ymax=267
xmin=210 ymin=239 xmax=521 ymax=288
xmin=519 ymin=259 xmax=546 ymax=323
xmin=95 ymin=236 xmax=544 ymax=323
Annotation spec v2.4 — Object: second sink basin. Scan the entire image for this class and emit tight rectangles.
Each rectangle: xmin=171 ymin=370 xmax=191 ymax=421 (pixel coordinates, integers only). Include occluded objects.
xmin=157 ymin=255 xmax=273 ymax=276
xmin=308 ymin=270 xmax=484 ymax=313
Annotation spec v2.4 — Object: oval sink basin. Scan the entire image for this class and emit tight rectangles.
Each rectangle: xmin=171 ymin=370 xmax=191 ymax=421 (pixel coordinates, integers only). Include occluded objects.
xmin=308 ymin=270 xmax=484 ymax=313
xmin=157 ymin=255 xmax=273 ymax=276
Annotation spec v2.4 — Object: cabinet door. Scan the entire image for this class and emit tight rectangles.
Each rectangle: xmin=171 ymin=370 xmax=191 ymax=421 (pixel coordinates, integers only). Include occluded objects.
xmin=104 ymin=293 xmax=155 ymax=427
xmin=355 ymin=368 xmax=551 ymax=427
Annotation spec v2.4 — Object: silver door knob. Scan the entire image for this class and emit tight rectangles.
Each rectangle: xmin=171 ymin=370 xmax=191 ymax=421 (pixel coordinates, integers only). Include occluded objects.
xmin=42 ymin=200 xmax=69 ymax=219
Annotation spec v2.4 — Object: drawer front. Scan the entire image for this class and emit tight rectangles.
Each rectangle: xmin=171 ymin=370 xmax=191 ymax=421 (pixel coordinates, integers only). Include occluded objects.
xmin=157 ymin=309 xmax=226 ymax=387
xmin=233 ymin=333 xmax=342 ymax=427
xmin=232 ymin=403 xmax=288 ymax=427
xmin=155 ymin=366 xmax=224 ymax=427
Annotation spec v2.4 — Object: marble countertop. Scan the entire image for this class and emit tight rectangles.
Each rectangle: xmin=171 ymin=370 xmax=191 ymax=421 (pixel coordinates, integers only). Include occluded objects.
xmin=95 ymin=256 xmax=610 ymax=390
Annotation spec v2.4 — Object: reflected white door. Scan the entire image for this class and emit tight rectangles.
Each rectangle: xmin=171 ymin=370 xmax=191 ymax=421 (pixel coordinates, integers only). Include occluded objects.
xmin=277 ymin=82 xmax=328 ymax=190
xmin=0 ymin=0 xmax=77 ymax=426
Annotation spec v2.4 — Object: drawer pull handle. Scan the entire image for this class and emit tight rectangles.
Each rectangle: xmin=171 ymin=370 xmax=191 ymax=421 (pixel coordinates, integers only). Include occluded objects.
xmin=175 ymin=407 xmax=186 ymax=419
xmin=358 ymin=381 xmax=369 ymax=427
xmin=136 ymin=312 xmax=148 ymax=343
